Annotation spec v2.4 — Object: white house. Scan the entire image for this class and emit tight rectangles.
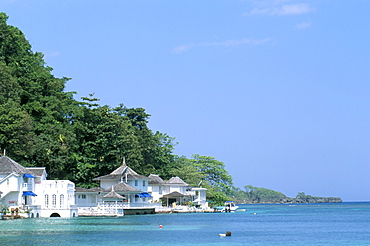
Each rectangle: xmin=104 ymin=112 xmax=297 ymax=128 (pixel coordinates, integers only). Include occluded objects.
xmin=0 ymin=155 xmax=78 ymax=218
xmin=148 ymin=174 xmax=207 ymax=209
xmin=75 ymin=159 xmax=208 ymax=215
xmin=75 ymin=158 xmax=155 ymax=215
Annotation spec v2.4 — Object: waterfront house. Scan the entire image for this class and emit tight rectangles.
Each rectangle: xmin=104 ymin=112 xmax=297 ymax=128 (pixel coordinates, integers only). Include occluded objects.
xmin=147 ymin=174 xmax=165 ymax=203
xmin=75 ymin=159 xmax=208 ymax=215
xmin=0 ymin=155 xmax=78 ymax=218
xmin=75 ymin=158 xmax=154 ymax=215
xmin=148 ymin=174 xmax=207 ymax=209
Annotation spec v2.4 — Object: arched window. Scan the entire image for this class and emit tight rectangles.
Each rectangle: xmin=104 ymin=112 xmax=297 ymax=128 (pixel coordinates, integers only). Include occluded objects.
xmin=45 ymin=195 xmax=49 ymax=207
xmin=60 ymin=194 xmax=64 ymax=208
xmin=52 ymin=194 xmax=57 ymax=207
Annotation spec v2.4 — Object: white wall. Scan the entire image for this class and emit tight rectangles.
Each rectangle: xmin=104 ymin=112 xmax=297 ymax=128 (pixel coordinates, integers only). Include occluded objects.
xmin=149 ymin=185 xmax=163 ymax=202
xmin=36 ymin=180 xmax=75 ymax=209
xmin=127 ymin=179 xmax=149 ymax=192
xmin=100 ymin=180 xmax=118 ymax=190
xmin=0 ymin=175 xmax=23 ymax=205
xmin=38 ymin=208 xmax=78 ymax=218
xmin=76 ymin=193 xmax=101 ymax=207
xmin=100 ymin=179 xmax=149 ymax=192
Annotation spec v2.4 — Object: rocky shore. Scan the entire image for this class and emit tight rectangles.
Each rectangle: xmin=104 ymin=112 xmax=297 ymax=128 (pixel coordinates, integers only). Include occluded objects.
xmin=280 ymin=196 xmax=342 ymax=204
xmin=243 ymin=196 xmax=342 ymax=204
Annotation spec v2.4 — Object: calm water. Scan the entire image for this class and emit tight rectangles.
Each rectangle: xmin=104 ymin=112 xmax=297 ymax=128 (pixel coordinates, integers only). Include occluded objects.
xmin=1 ymin=202 xmax=370 ymax=245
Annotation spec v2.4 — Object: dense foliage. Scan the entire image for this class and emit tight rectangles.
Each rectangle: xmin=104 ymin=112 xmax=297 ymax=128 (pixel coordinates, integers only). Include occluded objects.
xmin=0 ymin=13 xmax=178 ymax=187
xmin=0 ymin=13 xmax=234 ymax=204
xmin=242 ymin=185 xmax=288 ymax=203
xmin=169 ymin=154 xmax=233 ymax=206
xmin=0 ymin=13 xmax=342 ymax=205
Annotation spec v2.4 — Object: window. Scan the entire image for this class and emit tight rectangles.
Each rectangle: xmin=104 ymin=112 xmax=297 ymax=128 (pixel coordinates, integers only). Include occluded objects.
xmin=52 ymin=194 xmax=57 ymax=207
xmin=135 ymin=180 xmax=138 ymax=186
xmin=143 ymin=180 xmax=146 ymax=186
xmin=7 ymin=179 xmax=9 ymax=186
xmin=159 ymin=186 xmax=162 ymax=195
xmin=82 ymin=194 xmax=86 ymax=199
xmin=45 ymin=195 xmax=49 ymax=207
xmin=60 ymin=194 xmax=64 ymax=207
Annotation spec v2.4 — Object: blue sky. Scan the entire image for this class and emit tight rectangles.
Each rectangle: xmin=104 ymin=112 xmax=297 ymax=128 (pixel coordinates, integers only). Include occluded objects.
xmin=2 ymin=0 xmax=370 ymax=201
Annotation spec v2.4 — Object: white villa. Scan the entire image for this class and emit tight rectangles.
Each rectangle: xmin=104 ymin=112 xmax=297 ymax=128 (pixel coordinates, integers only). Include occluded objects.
xmin=0 ymin=154 xmax=207 ymax=218
xmin=148 ymin=174 xmax=207 ymax=208
xmin=76 ymin=158 xmax=154 ymax=215
xmin=0 ymin=155 xmax=78 ymax=218
xmin=76 ymin=159 xmax=208 ymax=215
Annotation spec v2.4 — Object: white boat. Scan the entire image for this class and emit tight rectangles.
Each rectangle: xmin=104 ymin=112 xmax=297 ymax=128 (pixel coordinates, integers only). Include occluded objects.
xmin=224 ymin=201 xmax=239 ymax=212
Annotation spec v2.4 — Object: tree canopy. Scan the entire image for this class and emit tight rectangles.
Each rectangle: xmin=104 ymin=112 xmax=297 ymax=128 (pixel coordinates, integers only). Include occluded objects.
xmin=0 ymin=13 xmax=342 ymax=205
xmin=0 ymin=13 xmax=240 ymax=204
xmin=169 ymin=154 xmax=233 ymax=205
xmin=0 ymin=13 xmax=179 ymax=187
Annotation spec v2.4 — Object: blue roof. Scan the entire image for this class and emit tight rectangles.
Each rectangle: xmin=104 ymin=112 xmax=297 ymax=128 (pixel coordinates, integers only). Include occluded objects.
xmin=23 ymin=191 xmax=37 ymax=196
xmin=135 ymin=192 xmax=152 ymax=198
xmin=23 ymin=174 xmax=34 ymax=178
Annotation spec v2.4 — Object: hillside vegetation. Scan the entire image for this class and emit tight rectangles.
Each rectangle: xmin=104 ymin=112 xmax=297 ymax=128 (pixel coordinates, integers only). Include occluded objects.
xmin=0 ymin=13 xmax=234 ymax=205
xmin=0 ymin=13 xmax=341 ymax=206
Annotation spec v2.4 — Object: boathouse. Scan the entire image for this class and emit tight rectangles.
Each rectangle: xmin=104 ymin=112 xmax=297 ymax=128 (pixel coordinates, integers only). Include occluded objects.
xmin=0 ymin=155 xmax=78 ymax=218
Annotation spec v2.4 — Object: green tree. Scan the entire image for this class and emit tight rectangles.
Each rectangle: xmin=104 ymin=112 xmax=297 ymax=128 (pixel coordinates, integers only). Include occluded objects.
xmin=0 ymin=13 xmax=231 ymax=196
xmin=0 ymin=13 xmax=78 ymax=177
xmin=244 ymin=185 xmax=288 ymax=203
xmin=170 ymin=154 xmax=234 ymax=205
xmin=0 ymin=101 xmax=34 ymax=158
xmin=70 ymin=98 xmax=137 ymax=187
xmin=168 ymin=156 xmax=203 ymax=186
xmin=190 ymin=154 xmax=233 ymax=194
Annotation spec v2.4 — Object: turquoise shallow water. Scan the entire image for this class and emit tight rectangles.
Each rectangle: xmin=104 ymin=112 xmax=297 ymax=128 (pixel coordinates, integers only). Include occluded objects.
xmin=1 ymin=202 xmax=370 ymax=245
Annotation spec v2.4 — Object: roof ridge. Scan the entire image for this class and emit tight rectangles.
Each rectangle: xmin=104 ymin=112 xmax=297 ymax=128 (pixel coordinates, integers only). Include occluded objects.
xmin=0 ymin=156 xmax=35 ymax=175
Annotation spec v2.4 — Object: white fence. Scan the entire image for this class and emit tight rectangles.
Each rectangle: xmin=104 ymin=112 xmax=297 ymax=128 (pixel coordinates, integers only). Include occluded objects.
xmin=78 ymin=202 xmax=159 ymax=216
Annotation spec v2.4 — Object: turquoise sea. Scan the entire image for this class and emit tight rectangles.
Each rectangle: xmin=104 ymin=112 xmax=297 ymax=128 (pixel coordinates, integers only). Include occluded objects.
xmin=1 ymin=202 xmax=370 ymax=245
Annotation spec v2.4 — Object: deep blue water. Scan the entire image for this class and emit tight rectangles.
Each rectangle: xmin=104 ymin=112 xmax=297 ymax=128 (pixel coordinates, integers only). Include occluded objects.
xmin=1 ymin=202 xmax=370 ymax=245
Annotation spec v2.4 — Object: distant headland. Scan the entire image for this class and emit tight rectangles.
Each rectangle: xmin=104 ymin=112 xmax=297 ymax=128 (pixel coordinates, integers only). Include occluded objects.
xmin=233 ymin=186 xmax=342 ymax=204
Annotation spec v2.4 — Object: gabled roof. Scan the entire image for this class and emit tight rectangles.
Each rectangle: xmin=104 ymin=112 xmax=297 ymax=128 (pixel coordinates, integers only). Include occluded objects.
xmin=104 ymin=182 xmax=141 ymax=193
xmin=75 ymin=187 xmax=104 ymax=193
xmin=93 ymin=158 xmax=150 ymax=181
xmin=148 ymin=174 xmax=165 ymax=185
xmin=0 ymin=155 xmax=35 ymax=175
xmin=161 ymin=191 xmax=190 ymax=198
xmin=26 ymin=167 xmax=46 ymax=177
xmin=165 ymin=176 xmax=188 ymax=186
xmin=103 ymin=190 xmax=125 ymax=199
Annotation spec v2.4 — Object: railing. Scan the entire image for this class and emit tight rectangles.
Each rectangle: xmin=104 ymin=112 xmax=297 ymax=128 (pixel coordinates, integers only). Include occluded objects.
xmin=41 ymin=204 xmax=78 ymax=210
xmin=155 ymin=205 xmax=206 ymax=213
xmin=185 ymin=191 xmax=196 ymax=196
xmin=78 ymin=205 xmax=124 ymax=216
xmin=97 ymin=202 xmax=156 ymax=208
xmin=23 ymin=205 xmax=40 ymax=212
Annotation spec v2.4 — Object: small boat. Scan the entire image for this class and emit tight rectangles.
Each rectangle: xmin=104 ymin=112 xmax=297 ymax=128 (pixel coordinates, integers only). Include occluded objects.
xmin=224 ymin=201 xmax=239 ymax=212
xmin=210 ymin=202 xmax=239 ymax=213
xmin=212 ymin=206 xmax=225 ymax=213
